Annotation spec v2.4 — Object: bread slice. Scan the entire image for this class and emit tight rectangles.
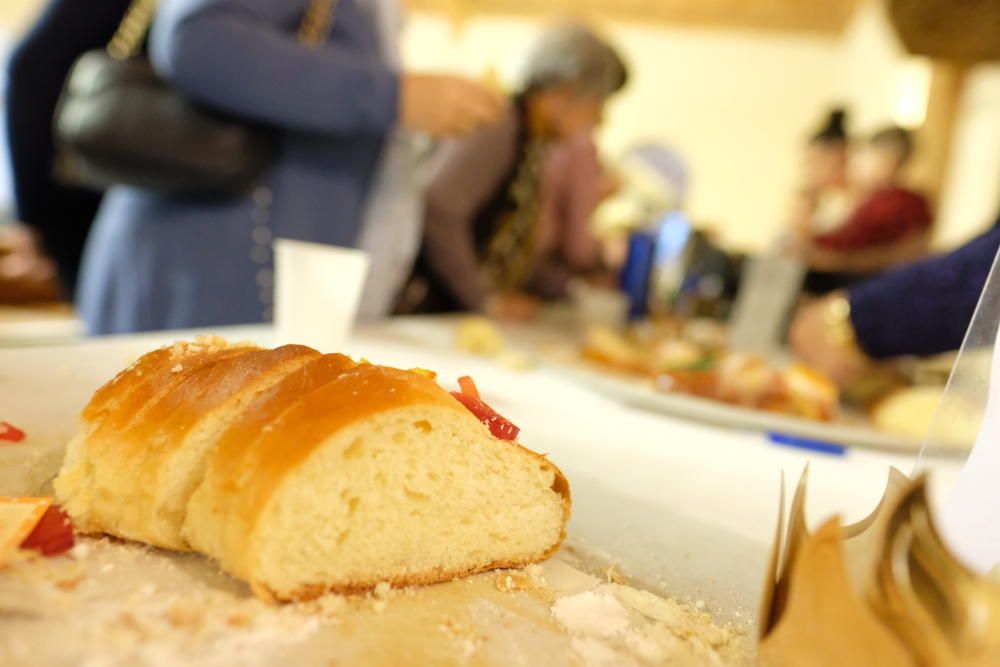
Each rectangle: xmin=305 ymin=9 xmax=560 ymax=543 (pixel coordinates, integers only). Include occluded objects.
xmin=180 ymin=352 xmax=363 ymax=561
xmin=55 ymin=339 xmax=570 ymax=600
xmin=184 ymin=360 xmax=570 ymax=601
xmin=123 ymin=344 xmax=320 ymax=548
xmin=54 ymin=338 xmax=318 ymax=547
xmin=57 ymin=337 xmax=251 ymax=536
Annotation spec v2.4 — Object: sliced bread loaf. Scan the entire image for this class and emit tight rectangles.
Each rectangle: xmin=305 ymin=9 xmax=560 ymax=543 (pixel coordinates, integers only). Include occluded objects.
xmin=55 ymin=340 xmax=570 ymax=600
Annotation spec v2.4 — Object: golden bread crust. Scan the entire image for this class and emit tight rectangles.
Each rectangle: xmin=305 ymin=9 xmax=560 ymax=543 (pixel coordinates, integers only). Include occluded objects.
xmin=57 ymin=340 xmax=318 ymax=545
xmin=82 ymin=337 xmax=253 ymax=421
xmin=120 ymin=345 xmax=318 ymax=454
xmin=238 ymin=364 xmax=466 ymax=527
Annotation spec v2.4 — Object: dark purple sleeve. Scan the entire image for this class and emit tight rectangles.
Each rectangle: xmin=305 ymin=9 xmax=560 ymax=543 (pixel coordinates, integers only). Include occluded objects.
xmin=848 ymin=222 xmax=1000 ymax=359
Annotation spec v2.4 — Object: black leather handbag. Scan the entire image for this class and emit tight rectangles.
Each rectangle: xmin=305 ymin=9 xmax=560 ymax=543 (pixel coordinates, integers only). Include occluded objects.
xmin=54 ymin=0 xmax=334 ymax=198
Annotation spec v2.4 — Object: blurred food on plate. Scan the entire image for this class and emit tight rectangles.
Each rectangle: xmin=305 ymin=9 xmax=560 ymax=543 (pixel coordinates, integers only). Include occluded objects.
xmin=581 ymin=322 xmax=839 ymax=422
xmin=455 ymin=316 xmax=533 ymax=370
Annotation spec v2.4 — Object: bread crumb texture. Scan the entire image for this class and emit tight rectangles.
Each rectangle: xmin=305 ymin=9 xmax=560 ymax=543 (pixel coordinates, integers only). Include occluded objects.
xmin=0 ymin=537 xmax=748 ymax=667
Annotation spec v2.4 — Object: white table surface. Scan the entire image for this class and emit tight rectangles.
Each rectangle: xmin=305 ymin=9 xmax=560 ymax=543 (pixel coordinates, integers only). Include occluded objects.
xmin=0 ymin=317 xmax=969 ymax=616
xmin=0 ymin=304 xmax=83 ymax=347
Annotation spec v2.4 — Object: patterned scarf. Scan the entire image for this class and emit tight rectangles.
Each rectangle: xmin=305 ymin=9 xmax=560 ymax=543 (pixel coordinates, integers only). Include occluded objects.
xmin=481 ymin=138 xmax=548 ymax=292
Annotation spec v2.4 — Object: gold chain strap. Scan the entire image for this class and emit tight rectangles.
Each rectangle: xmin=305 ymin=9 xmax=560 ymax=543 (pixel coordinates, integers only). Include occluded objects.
xmin=108 ymin=0 xmax=156 ymax=60
xmin=108 ymin=0 xmax=337 ymax=61
xmin=482 ymin=140 xmax=548 ymax=292
xmin=298 ymin=0 xmax=337 ymax=46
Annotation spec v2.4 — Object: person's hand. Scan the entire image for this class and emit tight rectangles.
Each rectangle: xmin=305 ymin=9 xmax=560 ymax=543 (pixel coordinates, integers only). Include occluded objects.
xmin=792 ymin=233 xmax=809 ymax=258
xmin=485 ymin=292 xmax=540 ymax=322
xmin=789 ymin=293 xmax=871 ymax=387
xmin=0 ymin=225 xmax=55 ymax=285
xmin=400 ymin=74 xmax=504 ymax=138
xmin=597 ymin=169 xmax=622 ymax=202
xmin=600 ymin=233 xmax=629 ymax=272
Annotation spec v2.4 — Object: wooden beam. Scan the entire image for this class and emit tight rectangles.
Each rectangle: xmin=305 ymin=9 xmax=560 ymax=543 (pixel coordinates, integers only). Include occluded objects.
xmin=888 ymin=0 xmax=1000 ymax=63
xmin=404 ymin=0 xmax=861 ymax=36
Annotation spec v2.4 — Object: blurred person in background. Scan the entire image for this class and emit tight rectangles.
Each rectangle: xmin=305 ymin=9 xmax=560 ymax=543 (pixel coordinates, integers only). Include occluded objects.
xmin=799 ymin=126 xmax=932 ymax=290
xmin=4 ymin=0 xmax=131 ymax=299
xmin=791 ymin=209 xmax=1000 ymax=387
xmin=77 ymin=0 xmax=502 ymax=334
xmin=398 ymin=23 xmax=627 ymax=319
xmin=788 ymin=109 xmax=852 ymax=255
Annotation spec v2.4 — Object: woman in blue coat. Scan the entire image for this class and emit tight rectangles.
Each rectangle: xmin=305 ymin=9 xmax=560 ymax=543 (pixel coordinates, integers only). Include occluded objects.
xmin=77 ymin=0 xmax=500 ymax=334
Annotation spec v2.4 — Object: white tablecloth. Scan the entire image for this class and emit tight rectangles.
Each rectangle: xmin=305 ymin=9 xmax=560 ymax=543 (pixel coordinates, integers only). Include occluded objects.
xmin=0 ymin=318 xmax=967 ymax=619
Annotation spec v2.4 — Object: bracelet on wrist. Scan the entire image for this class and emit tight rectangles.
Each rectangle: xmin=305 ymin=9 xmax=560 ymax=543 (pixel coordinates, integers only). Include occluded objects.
xmin=823 ymin=295 xmax=858 ymax=350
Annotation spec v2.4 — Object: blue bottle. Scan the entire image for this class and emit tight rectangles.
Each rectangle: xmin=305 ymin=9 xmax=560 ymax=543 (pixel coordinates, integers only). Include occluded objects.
xmin=621 ymin=211 xmax=693 ymax=321
xmin=620 ymin=230 xmax=656 ymax=321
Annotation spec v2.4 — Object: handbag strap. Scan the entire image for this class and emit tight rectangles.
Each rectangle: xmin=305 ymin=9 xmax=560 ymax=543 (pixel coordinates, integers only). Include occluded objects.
xmin=108 ymin=0 xmax=337 ymax=60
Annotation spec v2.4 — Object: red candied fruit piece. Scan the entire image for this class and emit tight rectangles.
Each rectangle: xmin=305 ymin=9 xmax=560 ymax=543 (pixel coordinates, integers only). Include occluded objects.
xmin=0 ymin=421 xmax=25 ymax=443
xmin=457 ymin=375 xmax=480 ymax=399
xmin=451 ymin=391 xmax=520 ymax=441
xmin=20 ymin=505 xmax=75 ymax=556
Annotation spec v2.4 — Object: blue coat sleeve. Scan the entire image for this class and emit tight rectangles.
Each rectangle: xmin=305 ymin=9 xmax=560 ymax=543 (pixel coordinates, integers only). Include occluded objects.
xmin=848 ymin=220 xmax=1000 ymax=359
xmin=149 ymin=0 xmax=399 ymax=135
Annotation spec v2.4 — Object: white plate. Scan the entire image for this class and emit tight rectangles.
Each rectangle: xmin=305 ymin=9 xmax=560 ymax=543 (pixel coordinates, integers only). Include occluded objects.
xmin=544 ymin=360 xmax=957 ymax=455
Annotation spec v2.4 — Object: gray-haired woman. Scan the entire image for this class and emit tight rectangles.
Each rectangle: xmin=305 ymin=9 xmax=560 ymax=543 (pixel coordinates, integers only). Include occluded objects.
xmin=399 ymin=23 xmax=628 ymax=318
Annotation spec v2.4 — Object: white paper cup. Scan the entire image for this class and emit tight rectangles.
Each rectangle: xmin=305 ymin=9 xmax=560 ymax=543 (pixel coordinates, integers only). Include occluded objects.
xmin=273 ymin=239 xmax=370 ymax=352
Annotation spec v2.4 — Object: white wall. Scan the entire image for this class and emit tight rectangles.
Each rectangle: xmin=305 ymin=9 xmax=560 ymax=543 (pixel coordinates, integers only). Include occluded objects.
xmin=836 ymin=0 xmax=911 ymax=132
xmin=401 ymin=2 xmax=1000 ymax=251
xmin=0 ymin=0 xmax=43 ymax=215
xmin=596 ymin=24 xmax=846 ymax=251
xmin=937 ymin=67 xmax=1000 ymax=245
